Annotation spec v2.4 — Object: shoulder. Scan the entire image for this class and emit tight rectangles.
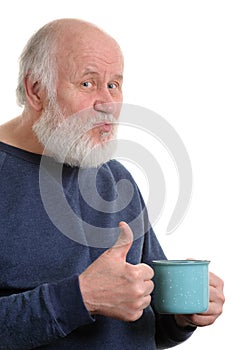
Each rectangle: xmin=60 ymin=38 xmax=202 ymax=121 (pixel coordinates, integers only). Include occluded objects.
xmin=0 ymin=117 xmax=20 ymax=146
xmin=103 ymin=159 xmax=135 ymax=181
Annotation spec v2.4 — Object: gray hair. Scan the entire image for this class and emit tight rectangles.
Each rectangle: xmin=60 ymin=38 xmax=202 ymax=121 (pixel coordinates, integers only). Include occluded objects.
xmin=16 ymin=21 xmax=60 ymax=106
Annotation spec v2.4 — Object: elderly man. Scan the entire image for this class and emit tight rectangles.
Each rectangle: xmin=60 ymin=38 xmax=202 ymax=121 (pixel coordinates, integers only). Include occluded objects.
xmin=0 ymin=18 xmax=224 ymax=349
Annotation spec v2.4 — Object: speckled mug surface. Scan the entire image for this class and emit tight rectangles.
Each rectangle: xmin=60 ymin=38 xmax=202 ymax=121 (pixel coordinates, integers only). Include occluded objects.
xmin=152 ymin=260 xmax=210 ymax=314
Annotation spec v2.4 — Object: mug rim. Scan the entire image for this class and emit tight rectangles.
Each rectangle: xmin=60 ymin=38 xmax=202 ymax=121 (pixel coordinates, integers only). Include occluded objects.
xmin=152 ymin=259 xmax=210 ymax=265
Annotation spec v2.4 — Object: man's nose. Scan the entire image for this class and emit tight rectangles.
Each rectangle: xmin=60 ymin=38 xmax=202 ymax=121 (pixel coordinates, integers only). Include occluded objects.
xmin=94 ymin=101 xmax=115 ymax=114
xmin=93 ymin=88 xmax=115 ymax=114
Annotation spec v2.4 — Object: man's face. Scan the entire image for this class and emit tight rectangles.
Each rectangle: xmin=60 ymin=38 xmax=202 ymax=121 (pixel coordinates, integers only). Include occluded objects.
xmin=55 ymin=29 xmax=123 ymax=143
xmin=33 ymin=29 xmax=124 ymax=167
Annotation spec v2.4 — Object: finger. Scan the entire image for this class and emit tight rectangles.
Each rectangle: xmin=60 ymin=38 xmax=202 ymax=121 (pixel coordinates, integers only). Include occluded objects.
xmin=144 ymin=279 xmax=154 ymax=295
xmin=137 ymin=263 xmax=154 ymax=280
xmin=141 ymin=294 xmax=152 ymax=310
xmin=106 ymin=221 xmax=133 ymax=260
xmin=209 ymin=271 xmax=224 ymax=290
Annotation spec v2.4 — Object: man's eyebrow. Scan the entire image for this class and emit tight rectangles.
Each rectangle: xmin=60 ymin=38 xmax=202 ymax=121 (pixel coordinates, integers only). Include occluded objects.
xmin=82 ymin=69 xmax=99 ymax=76
xmin=82 ymin=69 xmax=123 ymax=81
xmin=113 ymin=74 xmax=123 ymax=81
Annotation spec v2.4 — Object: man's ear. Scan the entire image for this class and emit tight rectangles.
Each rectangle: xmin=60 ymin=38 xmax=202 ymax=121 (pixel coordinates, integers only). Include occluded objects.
xmin=24 ymin=75 xmax=45 ymax=111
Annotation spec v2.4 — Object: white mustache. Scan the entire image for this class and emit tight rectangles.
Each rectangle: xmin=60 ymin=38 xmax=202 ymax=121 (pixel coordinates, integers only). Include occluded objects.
xmin=55 ymin=111 xmax=116 ymax=136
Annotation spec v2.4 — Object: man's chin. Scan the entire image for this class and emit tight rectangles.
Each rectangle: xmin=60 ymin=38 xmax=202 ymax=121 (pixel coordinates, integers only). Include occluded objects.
xmin=67 ymin=142 xmax=117 ymax=168
xmin=38 ymin=126 xmax=117 ymax=168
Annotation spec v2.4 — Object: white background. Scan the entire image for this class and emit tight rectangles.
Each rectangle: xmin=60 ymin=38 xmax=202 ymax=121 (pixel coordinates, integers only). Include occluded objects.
xmin=0 ymin=0 xmax=232 ymax=348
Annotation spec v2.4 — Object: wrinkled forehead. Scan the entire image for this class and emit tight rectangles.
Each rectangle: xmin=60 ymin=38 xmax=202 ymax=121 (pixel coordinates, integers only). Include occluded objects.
xmin=56 ymin=25 xmax=124 ymax=67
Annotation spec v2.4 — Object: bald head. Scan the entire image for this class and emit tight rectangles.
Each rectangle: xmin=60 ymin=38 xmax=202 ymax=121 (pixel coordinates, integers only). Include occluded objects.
xmin=16 ymin=18 xmax=123 ymax=106
xmin=46 ymin=18 xmax=122 ymax=54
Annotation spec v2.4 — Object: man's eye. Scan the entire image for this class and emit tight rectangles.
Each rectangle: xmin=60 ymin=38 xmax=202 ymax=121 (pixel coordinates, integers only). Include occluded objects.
xmin=82 ymin=81 xmax=92 ymax=88
xmin=108 ymin=82 xmax=118 ymax=89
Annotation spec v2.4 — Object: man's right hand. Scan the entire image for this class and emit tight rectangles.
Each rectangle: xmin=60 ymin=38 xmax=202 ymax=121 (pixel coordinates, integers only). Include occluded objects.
xmin=79 ymin=221 xmax=154 ymax=322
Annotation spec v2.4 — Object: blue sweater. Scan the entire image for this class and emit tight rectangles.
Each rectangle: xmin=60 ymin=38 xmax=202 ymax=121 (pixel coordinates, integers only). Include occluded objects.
xmin=0 ymin=142 xmax=194 ymax=349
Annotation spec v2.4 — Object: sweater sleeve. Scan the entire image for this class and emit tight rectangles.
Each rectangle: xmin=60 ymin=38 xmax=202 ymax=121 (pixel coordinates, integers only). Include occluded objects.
xmin=0 ymin=275 xmax=94 ymax=350
xmin=155 ymin=313 xmax=196 ymax=349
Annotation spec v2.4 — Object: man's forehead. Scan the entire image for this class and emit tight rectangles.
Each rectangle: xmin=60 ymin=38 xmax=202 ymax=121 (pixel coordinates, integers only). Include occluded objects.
xmin=59 ymin=27 xmax=123 ymax=59
xmin=56 ymin=26 xmax=124 ymax=75
xmin=58 ymin=44 xmax=123 ymax=68
xmin=81 ymin=66 xmax=124 ymax=80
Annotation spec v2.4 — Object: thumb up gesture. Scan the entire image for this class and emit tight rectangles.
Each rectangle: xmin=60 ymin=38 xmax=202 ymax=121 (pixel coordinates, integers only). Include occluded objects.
xmin=79 ymin=222 xmax=154 ymax=322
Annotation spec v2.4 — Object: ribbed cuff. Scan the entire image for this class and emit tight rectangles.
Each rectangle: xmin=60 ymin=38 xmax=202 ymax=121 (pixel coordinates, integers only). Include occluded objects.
xmin=47 ymin=274 xmax=95 ymax=335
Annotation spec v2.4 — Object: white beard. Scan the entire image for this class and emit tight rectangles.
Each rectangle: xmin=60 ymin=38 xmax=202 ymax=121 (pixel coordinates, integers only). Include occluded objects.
xmin=32 ymin=98 xmax=118 ymax=168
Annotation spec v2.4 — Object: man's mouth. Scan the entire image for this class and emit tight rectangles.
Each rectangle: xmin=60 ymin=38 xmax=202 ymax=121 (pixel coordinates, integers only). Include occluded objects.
xmin=93 ymin=122 xmax=113 ymax=133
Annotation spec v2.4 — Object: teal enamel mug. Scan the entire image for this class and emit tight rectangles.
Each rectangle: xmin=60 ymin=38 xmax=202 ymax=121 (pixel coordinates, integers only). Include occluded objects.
xmin=152 ymin=260 xmax=210 ymax=314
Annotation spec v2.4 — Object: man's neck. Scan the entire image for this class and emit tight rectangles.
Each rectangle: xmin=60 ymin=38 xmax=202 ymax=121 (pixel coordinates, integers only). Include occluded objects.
xmin=0 ymin=114 xmax=44 ymax=155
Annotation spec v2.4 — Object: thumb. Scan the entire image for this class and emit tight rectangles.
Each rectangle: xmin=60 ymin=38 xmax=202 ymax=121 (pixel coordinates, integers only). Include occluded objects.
xmin=107 ymin=221 xmax=133 ymax=260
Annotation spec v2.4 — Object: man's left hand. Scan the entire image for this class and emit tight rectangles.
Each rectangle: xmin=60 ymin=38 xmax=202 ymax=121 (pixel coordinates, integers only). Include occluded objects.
xmin=174 ymin=272 xmax=225 ymax=328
